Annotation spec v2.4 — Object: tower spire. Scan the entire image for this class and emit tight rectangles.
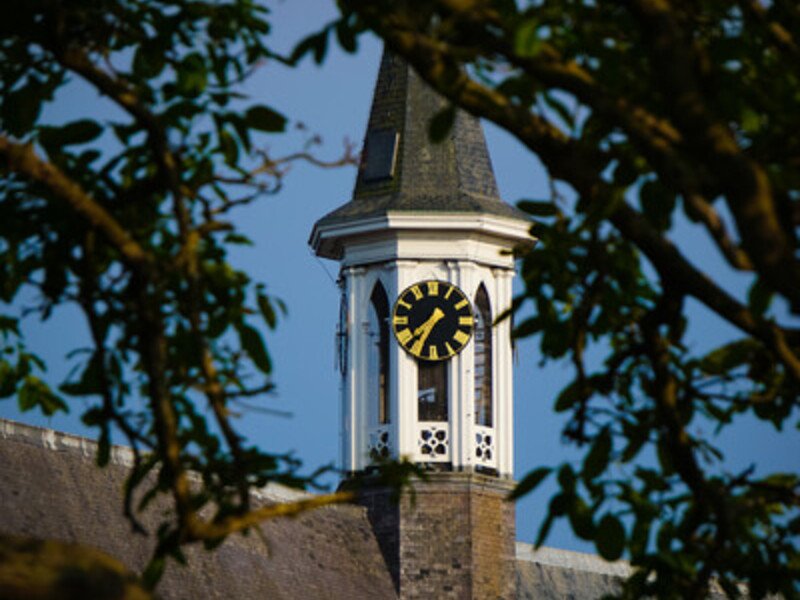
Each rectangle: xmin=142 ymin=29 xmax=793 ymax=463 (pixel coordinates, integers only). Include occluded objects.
xmin=311 ymin=50 xmax=527 ymax=259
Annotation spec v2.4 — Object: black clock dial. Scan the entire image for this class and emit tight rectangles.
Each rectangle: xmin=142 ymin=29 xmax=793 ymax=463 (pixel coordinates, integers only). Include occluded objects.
xmin=392 ymin=280 xmax=474 ymax=361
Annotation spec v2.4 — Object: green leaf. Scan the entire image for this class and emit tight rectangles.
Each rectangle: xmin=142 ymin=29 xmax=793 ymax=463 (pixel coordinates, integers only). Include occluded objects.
xmin=142 ymin=556 xmax=166 ymax=590
xmin=257 ymin=293 xmax=277 ymax=329
xmin=747 ymin=278 xmax=774 ymax=318
xmin=568 ymin=496 xmax=595 ymax=540
xmin=176 ymin=53 xmax=207 ymax=97
xmin=428 ymin=105 xmax=456 ymax=144
xmin=541 ymin=93 xmax=575 ymax=130
xmin=97 ymin=425 xmax=111 ymax=467
xmin=290 ymin=30 xmax=329 ymax=64
xmin=557 ymin=464 xmax=576 ymax=492
xmin=741 ymin=108 xmax=761 ymax=134
xmin=223 ymin=233 xmax=253 ymax=246
xmin=2 ymin=83 xmax=43 ymax=137
xmin=513 ymin=315 xmax=543 ymax=338
xmin=237 ymin=323 xmax=272 ymax=374
xmin=0 ymin=316 xmax=19 ymax=334
xmin=132 ymin=43 xmax=167 ymax=79
xmin=554 ymin=380 xmax=580 ymax=412
xmin=17 ymin=376 xmax=37 ymax=412
xmin=509 ymin=467 xmax=551 ymax=500
xmin=613 ymin=158 xmax=639 ymax=188
xmin=218 ymin=128 xmax=239 ymax=165
xmin=656 ymin=438 xmax=675 ymax=475
xmin=81 ymin=407 xmax=105 ymax=427
xmin=517 ymin=200 xmax=558 ymax=217
xmin=335 ymin=19 xmax=357 ymax=53
xmin=18 ymin=375 xmax=67 ymax=415
xmin=639 ymin=180 xmax=675 ymax=231
xmin=595 ymin=514 xmax=625 ymax=560
xmin=40 ymin=120 xmax=103 ymax=150
xmin=700 ymin=339 xmax=760 ymax=375
xmin=535 ymin=512 xmax=555 ymax=548
xmin=0 ymin=361 xmax=16 ymax=398
xmin=515 ymin=18 xmax=543 ymax=57
xmin=246 ymin=105 xmax=287 ymax=133
xmin=60 ymin=352 xmax=104 ymax=397
xmin=583 ymin=427 xmax=612 ymax=480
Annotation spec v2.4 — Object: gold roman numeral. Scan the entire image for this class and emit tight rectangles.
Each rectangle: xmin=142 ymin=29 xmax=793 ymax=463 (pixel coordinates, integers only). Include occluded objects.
xmin=427 ymin=281 xmax=439 ymax=296
xmin=428 ymin=345 xmax=439 ymax=360
xmin=444 ymin=285 xmax=454 ymax=299
xmin=410 ymin=285 xmax=423 ymax=300
xmin=396 ymin=329 xmax=413 ymax=345
xmin=453 ymin=330 xmax=470 ymax=346
xmin=459 ymin=316 xmax=474 ymax=326
xmin=455 ymin=299 xmax=468 ymax=310
xmin=393 ymin=316 xmax=408 ymax=326
xmin=445 ymin=342 xmax=455 ymax=356
xmin=396 ymin=299 xmax=411 ymax=310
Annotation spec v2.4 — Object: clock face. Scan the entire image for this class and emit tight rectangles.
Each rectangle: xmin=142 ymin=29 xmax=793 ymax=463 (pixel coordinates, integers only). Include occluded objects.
xmin=392 ymin=280 xmax=474 ymax=361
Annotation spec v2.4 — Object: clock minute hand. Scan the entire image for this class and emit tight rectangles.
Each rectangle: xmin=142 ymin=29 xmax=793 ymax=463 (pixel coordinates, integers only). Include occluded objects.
xmin=413 ymin=307 xmax=445 ymax=338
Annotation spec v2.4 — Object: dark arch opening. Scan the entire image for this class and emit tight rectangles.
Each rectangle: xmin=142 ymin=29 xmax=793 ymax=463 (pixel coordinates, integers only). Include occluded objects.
xmin=368 ymin=281 xmax=390 ymax=424
xmin=474 ymin=284 xmax=493 ymax=427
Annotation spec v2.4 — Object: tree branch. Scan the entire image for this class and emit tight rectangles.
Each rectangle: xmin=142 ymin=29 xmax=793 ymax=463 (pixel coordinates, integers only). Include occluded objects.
xmin=682 ymin=194 xmax=754 ymax=271
xmin=623 ymin=0 xmax=800 ymax=312
xmin=186 ymin=491 xmax=354 ymax=542
xmin=0 ymin=136 xmax=153 ymax=270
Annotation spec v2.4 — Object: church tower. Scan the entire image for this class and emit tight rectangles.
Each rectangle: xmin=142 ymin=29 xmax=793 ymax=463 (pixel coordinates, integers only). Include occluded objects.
xmin=310 ymin=50 xmax=531 ymax=599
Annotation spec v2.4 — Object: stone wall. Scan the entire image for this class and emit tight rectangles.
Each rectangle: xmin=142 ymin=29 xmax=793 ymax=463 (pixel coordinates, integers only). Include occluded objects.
xmin=357 ymin=472 xmax=516 ymax=600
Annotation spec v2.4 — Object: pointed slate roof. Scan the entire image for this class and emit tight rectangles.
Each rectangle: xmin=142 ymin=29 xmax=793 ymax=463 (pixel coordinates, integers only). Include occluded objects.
xmin=313 ymin=50 xmax=528 ymax=229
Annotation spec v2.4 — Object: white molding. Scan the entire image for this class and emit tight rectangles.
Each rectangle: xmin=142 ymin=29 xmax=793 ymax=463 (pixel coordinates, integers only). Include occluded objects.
xmin=310 ymin=211 xmax=535 ymax=261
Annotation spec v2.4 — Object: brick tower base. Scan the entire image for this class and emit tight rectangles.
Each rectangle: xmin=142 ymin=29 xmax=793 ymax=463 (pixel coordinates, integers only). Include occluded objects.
xmin=354 ymin=472 xmax=516 ymax=600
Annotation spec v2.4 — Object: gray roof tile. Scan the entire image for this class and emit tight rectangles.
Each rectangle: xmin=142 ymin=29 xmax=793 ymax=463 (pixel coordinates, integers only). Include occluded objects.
xmin=314 ymin=50 xmax=528 ymax=228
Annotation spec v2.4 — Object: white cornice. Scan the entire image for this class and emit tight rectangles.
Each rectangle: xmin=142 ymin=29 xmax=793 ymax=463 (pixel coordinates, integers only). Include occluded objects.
xmin=310 ymin=211 xmax=536 ymax=260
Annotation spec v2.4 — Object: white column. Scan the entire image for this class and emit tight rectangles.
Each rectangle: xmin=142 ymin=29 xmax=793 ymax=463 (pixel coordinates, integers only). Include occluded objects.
xmin=494 ymin=267 xmax=515 ymax=477
xmin=394 ymin=260 xmax=418 ymax=462
xmin=455 ymin=260 xmax=479 ymax=471
xmin=350 ymin=266 xmax=368 ymax=472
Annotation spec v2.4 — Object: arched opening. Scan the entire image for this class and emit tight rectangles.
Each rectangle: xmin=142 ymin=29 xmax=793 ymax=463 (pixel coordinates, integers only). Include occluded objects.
xmin=368 ymin=282 xmax=390 ymax=425
xmin=474 ymin=284 xmax=492 ymax=427
xmin=418 ymin=361 xmax=448 ymax=422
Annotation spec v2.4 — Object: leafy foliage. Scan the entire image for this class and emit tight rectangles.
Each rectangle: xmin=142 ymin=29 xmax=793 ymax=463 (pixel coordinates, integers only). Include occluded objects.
xmin=322 ymin=1 xmax=800 ymax=598
xmin=0 ymin=0 xmax=356 ymax=586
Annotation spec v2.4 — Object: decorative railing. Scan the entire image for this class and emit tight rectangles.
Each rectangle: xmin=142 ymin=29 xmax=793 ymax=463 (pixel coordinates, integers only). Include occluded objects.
xmin=474 ymin=425 xmax=497 ymax=469
xmin=367 ymin=426 xmax=392 ymax=461
xmin=416 ymin=422 xmax=451 ymax=462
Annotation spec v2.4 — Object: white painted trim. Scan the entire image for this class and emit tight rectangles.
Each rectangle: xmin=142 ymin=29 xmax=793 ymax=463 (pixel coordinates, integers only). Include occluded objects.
xmin=310 ymin=211 xmax=535 ymax=260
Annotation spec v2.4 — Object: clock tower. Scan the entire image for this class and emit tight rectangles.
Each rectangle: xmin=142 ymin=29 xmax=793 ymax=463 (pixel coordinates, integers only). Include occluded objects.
xmin=310 ymin=50 xmax=532 ymax=599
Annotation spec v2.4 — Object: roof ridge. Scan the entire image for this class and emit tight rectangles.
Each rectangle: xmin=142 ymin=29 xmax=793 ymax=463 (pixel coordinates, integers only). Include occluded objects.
xmin=0 ymin=417 xmax=135 ymax=467
xmin=515 ymin=542 xmax=632 ymax=578
xmin=0 ymin=417 xmax=313 ymax=503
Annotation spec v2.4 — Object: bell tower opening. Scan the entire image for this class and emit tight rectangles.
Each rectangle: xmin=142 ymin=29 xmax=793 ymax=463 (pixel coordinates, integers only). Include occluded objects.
xmin=367 ymin=282 xmax=390 ymax=427
xmin=474 ymin=283 xmax=493 ymax=428
xmin=417 ymin=361 xmax=447 ymax=423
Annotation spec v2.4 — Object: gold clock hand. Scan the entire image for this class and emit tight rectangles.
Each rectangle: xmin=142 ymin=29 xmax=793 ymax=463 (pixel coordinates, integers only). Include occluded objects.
xmin=416 ymin=322 xmax=436 ymax=349
xmin=413 ymin=307 xmax=444 ymax=337
xmin=410 ymin=308 xmax=445 ymax=356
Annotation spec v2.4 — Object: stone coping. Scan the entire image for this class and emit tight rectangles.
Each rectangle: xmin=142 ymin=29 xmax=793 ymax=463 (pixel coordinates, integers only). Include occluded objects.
xmin=0 ymin=417 xmax=311 ymax=504
xmin=516 ymin=542 xmax=632 ymax=578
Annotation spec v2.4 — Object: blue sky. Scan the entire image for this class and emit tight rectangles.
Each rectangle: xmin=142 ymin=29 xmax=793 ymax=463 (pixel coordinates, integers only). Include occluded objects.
xmin=1 ymin=0 xmax=798 ymax=553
